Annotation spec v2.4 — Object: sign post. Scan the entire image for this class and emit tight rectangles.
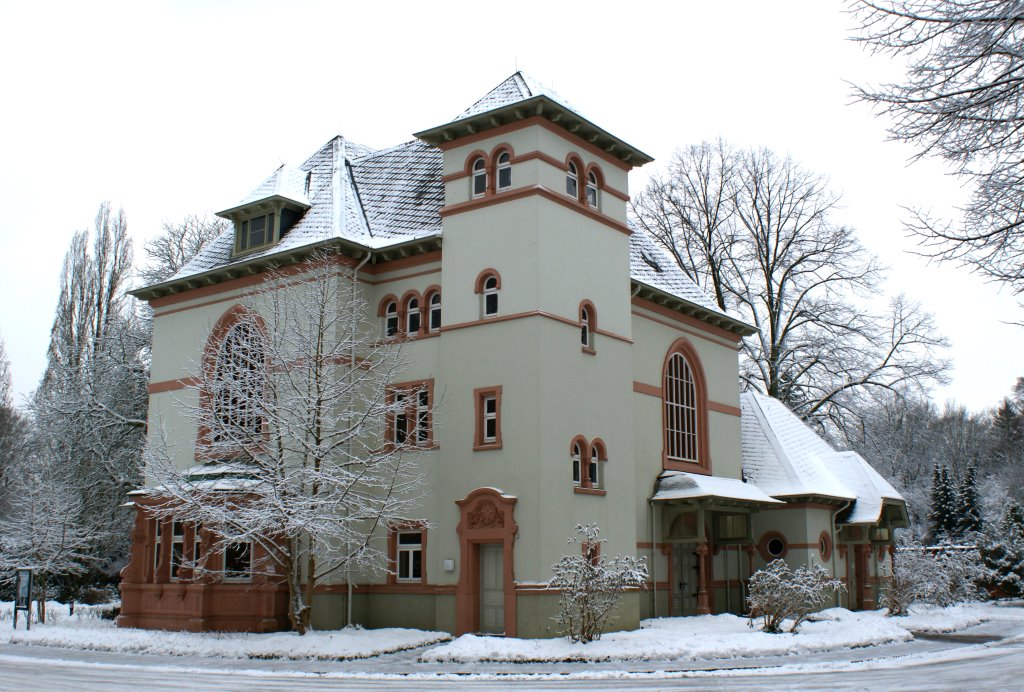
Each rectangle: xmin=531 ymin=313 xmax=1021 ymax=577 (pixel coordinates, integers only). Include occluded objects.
xmin=13 ymin=568 xmax=32 ymax=630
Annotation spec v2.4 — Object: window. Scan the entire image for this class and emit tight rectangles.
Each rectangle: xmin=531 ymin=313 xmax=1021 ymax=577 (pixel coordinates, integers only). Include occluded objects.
xmin=394 ymin=391 xmax=408 ymax=445
xmin=472 ymin=157 xmax=487 ymax=197
xmin=566 ymin=161 xmax=579 ymax=198
xmin=473 ymin=386 xmax=502 ymax=450
xmin=665 ymin=351 xmax=699 ymax=463
xmin=406 ymin=296 xmax=421 ymax=335
xmin=238 ymin=213 xmax=275 ymax=252
xmin=572 ymin=441 xmax=583 ymax=486
xmin=211 ymin=320 xmax=266 ymax=443
xmin=586 ymin=171 xmax=599 ymax=208
xmin=818 ymin=531 xmax=833 ymax=561
xmin=496 ymin=151 xmax=511 ymax=190
xmin=428 ymin=292 xmax=442 ymax=332
xmin=579 ymin=302 xmax=596 ymax=352
xmin=223 ymin=542 xmax=252 ymax=582
xmin=153 ymin=518 xmax=162 ymax=581
xmin=397 ymin=532 xmax=423 ymax=581
xmin=766 ymin=537 xmax=786 ymax=558
xmin=389 ymin=381 xmax=434 ymax=448
xmin=170 ymin=521 xmax=185 ymax=581
xmin=589 ymin=446 xmax=600 ymax=487
xmin=758 ymin=531 xmax=789 ymax=561
xmin=388 ymin=522 xmax=427 ymax=584
xmin=483 ymin=276 xmax=498 ymax=317
xmin=194 ymin=523 xmax=204 ymax=568
xmin=383 ymin=300 xmax=398 ymax=337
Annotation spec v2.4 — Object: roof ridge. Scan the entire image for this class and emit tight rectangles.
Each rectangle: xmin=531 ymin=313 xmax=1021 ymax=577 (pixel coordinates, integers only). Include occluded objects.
xmin=350 ymin=139 xmax=423 ymax=163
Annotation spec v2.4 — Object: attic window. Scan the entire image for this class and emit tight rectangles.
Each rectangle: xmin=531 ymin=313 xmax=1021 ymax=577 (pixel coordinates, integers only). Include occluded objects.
xmin=238 ymin=213 xmax=275 ymax=253
xmin=641 ymin=248 xmax=662 ymax=272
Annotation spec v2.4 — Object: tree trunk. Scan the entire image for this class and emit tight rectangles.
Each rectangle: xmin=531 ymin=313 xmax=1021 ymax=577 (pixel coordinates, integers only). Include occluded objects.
xmin=36 ymin=573 xmax=47 ymax=624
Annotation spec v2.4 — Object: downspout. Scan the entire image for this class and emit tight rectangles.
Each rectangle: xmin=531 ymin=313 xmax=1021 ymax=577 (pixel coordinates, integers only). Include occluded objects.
xmin=650 ymin=500 xmax=657 ymax=618
xmin=346 ymin=250 xmax=372 ymax=627
xmin=831 ymin=500 xmax=852 ymax=609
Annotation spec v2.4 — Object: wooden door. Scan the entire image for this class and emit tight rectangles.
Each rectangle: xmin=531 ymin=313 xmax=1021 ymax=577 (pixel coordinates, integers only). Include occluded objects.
xmin=672 ymin=544 xmax=699 ymax=616
xmin=479 ymin=543 xmax=504 ymax=634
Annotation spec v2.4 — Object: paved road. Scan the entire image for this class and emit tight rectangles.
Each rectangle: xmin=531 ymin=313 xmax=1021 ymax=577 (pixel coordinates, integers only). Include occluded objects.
xmin=1 ymin=624 xmax=1023 ymax=690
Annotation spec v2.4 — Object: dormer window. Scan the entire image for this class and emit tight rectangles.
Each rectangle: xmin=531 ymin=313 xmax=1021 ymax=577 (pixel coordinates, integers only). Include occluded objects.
xmin=238 ymin=213 xmax=274 ymax=253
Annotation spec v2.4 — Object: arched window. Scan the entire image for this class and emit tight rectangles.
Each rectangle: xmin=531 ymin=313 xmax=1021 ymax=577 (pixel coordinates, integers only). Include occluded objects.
xmin=586 ymin=171 xmax=599 ymax=208
xmin=663 ymin=342 xmax=708 ymax=468
xmin=472 ymin=157 xmax=487 ymax=198
xmin=566 ymin=161 xmax=579 ymax=198
xmin=580 ymin=307 xmax=591 ymax=348
xmin=406 ymin=296 xmax=421 ymax=335
xmin=383 ymin=300 xmax=398 ymax=337
xmin=428 ymin=291 xmax=442 ymax=332
xmin=211 ymin=320 xmax=265 ymax=443
xmin=496 ymin=151 xmax=511 ymax=191
xmin=483 ymin=276 xmax=498 ymax=316
xmin=589 ymin=439 xmax=606 ymax=489
xmin=572 ymin=441 xmax=583 ymax=487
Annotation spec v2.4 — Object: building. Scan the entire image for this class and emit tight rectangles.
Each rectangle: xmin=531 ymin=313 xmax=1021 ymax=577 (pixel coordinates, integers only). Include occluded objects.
xmin=119 ymin=73 xmax=907 ymax=636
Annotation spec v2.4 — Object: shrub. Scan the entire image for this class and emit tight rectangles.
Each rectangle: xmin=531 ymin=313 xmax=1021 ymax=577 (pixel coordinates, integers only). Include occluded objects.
xmin=550 ymin=524 xmax=648 ymax=643
xmin=747 ymin=560 xmax=844 ymax=633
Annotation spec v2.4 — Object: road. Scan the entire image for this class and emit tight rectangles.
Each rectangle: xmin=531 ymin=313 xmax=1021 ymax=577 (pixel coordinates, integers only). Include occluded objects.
xmin=1 ymin=629 xmax=1023 ymax=690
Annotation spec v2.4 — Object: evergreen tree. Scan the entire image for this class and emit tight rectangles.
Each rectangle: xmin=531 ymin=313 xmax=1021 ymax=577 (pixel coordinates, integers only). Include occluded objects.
xmin=957 ymin=464 xmax=983 ymax=536
xmin=980 ymin=500 xmax=1024 ymax=597
xmin=928 ymin=464 xmax=948 ymax=542
xmin=941 ymin=467 xmax=960 ymax=538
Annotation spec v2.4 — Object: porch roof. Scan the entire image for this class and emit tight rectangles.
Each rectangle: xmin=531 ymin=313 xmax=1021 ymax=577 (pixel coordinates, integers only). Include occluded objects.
xmin=651 ymin=471 xmax=783 ymax=506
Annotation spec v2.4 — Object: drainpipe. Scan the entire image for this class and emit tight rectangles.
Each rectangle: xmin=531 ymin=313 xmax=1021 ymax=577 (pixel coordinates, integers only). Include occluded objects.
xmin=346 ymin=250 xmax=372 ymax=627
xmin=650 ymin=500 xmax=657 ymax=618
xmin=831 ymin=500 xmax=852 ymax=609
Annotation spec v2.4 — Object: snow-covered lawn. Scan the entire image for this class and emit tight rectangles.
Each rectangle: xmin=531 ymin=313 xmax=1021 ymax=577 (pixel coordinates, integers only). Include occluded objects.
xmin=421 ymin=603 xmax=1024 ymax=664
xmin=0 ymin=601 xmax=450 ymax=660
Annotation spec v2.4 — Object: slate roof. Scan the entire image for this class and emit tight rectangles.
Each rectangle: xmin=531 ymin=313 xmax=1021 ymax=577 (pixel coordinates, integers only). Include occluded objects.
xmin=155 ymin=74 xmax=728 ymax=330
xmin=740 ymin=392 xmax=904 ymax=523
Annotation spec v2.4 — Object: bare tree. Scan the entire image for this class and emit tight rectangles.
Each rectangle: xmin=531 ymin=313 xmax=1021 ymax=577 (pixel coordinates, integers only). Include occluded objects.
xmin=139 ymin=214 xmax=228 ymax=286
xmin=633 ymin=145 xmax=950 ymax=430
xmin=144 ymin=250 xmax=428 ymax=634
xmin=32 ymin=203 xmax=148 ymax=574
xmin=0 ymin=334 xmax=29 ymax=516
xmin=0 ymin=453 xmax=108 ymax=622
xmin=850 ymin=1 xmax=1024 ymax=299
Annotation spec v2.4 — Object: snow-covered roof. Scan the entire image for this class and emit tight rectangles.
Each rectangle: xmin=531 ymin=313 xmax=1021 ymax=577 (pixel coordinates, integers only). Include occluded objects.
xmin=740 ymin=392 xmax=905 ymax=522
xmin=652 ymin=471 xmax=782 ymax=505
xmin=454 ymin=72 xmax=579 ymax=121
xmin=219 ymin=165 xmax=312 ymax=215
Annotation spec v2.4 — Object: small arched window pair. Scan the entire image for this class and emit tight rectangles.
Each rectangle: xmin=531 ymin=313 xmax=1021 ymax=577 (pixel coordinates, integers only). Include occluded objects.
xmin=470 ymin=150 xmax=513 ymax=198
xmin=571 ymin=436 xmax=607 ymax=491
xmin=380 ymin=291 xmax=441 ymax=338
xmin=565 ymin=158 xmax=601 ymax=209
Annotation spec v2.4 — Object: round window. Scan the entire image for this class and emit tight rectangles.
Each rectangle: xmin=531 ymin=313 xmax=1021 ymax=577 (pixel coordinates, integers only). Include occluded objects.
xmin=766 ymin=537 xmax=786 ymax=558
xmin=818 ymin=531 xmax=833 ymax=561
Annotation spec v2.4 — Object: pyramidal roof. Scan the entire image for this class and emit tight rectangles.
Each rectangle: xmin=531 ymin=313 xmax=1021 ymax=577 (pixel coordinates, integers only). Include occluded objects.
xmin=454 ymin=71 xmax=577 ymax=121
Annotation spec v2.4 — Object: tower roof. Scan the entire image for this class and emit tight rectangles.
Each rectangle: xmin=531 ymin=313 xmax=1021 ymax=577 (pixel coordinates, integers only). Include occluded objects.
xmin=415 ymin=72 xmax=653 ymax=169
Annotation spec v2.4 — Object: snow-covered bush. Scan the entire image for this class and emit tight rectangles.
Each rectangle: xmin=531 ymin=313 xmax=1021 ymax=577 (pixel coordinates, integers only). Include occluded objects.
xmin=550 ymin=524 xmax=647 ymax=643
xmin=747 ymin=560 xmax=844 ymax=633
xmin=923 ymin=545 xmax=989 ymax=607
xmin=883 ymin=539 xmax=931 ymax=616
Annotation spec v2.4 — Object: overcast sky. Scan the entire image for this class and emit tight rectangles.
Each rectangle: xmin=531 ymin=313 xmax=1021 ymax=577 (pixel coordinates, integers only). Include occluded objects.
xmin=1 ymin=0 xmax=1019 ymax=411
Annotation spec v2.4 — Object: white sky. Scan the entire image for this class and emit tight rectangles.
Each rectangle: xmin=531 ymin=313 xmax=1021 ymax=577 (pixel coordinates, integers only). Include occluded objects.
xmin=0 ymin=0 xmax=1019 ymax=410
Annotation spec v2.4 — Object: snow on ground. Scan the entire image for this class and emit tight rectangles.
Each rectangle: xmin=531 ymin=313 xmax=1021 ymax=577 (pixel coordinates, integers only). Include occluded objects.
xmin=1 ymin=601 xmax=450 ymax=661
xmin=0 ymin=600 xmax=118 ymax=626
xmin=421 ymin=609 xmax=913 ymax=663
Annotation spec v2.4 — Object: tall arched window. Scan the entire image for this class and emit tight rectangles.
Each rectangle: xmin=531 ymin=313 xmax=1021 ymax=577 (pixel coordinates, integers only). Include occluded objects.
xmin=483 ymin=276 xmax=498 ymax=317
xmin=665 ymin=351 xmax=698 ymax=463
xmin=589 ymin=438 xmax=606 ymax=489
xmin=472 ymin=157 xmax=487 ymax=197
xmin=428 ymin=291 xmax=442 ymax=332
xmin=580 ymin=307 xmax=591 ymax=348
xmin=406 ymin=296 xmax=421 ymax=335
xmin=586 ymin=171 xmax=599 ymax=208
xmin=572 ymin=441 xmax=583 ymax=487
xmin=383 ymin=300 xmax=398 ymax=337
xmin=496 ymin=151 xmax=512 ymax=191
xmin=566 ymin=161 xmax=579 ymax=198
xmin=211 ymin=320 xmax=266 ymax=443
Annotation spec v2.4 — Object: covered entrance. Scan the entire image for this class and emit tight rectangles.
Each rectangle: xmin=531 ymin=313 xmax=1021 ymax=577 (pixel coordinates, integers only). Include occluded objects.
xmin=651 ymin=471 xmax=782 ymax=617
xmin=455 ymin=488 xmax=518 ymax=636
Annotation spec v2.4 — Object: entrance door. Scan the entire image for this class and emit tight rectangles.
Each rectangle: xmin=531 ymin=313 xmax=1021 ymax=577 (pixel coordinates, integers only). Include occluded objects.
xmin=672 ymin=544 xmax=699 ymax=616
xmin=479 ymin=544 xmax=504 ymax=634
